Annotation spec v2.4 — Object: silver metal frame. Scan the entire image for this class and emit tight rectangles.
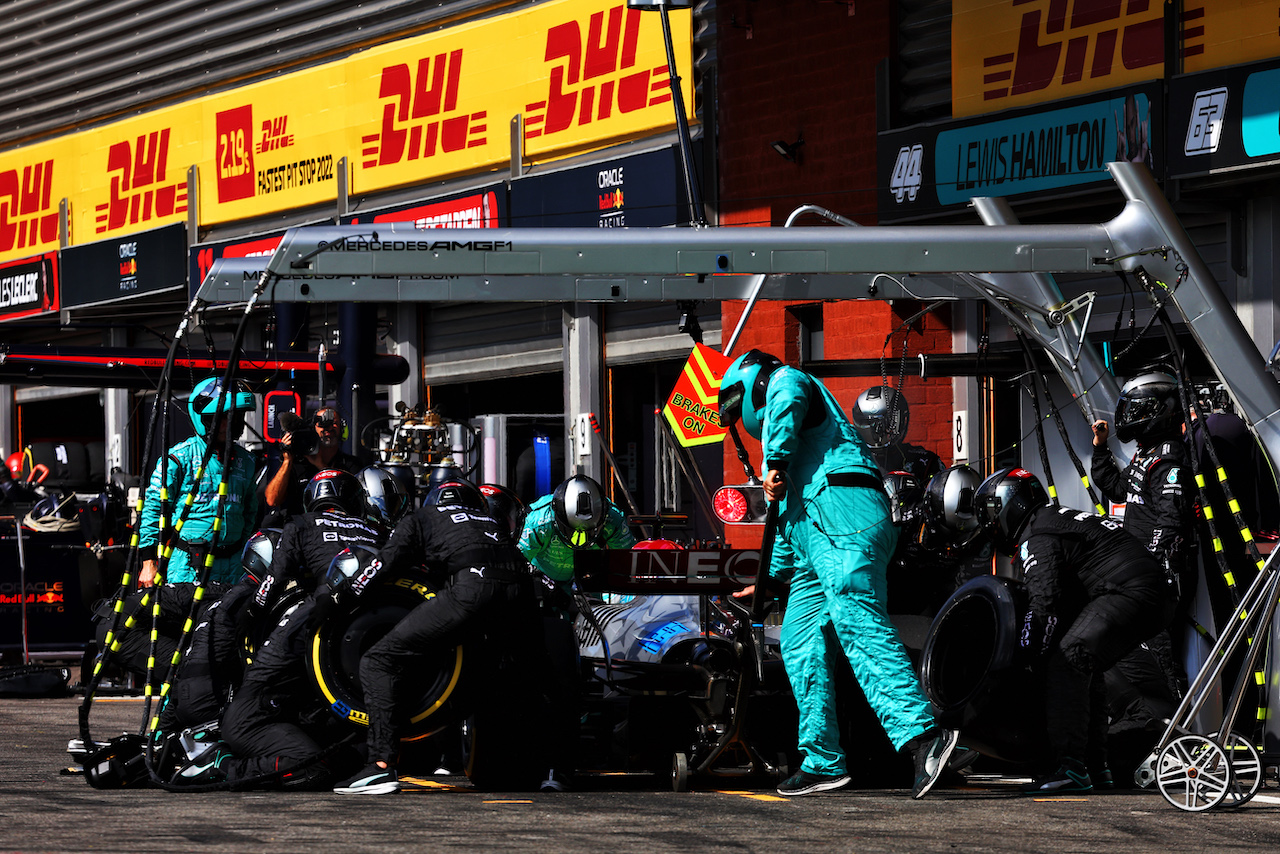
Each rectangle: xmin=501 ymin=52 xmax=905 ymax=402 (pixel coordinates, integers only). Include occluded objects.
xmin=198 ymin=163 xmax=1280 ymax=466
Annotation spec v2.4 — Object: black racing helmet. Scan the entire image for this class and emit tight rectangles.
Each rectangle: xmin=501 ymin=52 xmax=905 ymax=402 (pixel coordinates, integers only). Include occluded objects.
xmin=882 ymin=470 xmax=925 ymax=526
xmin=973 ymin=467 xmax=1050 ymax=555
xmin=357 ymin=465 xmax=411 ymax=530
xmin=480 ymin=482 xmax=528 ymax=538
xmin=924 ymin=465 xmax=983 ymax=546
xmin=304 ymin=469 xmax=365 ymax=516
xmin=425 ymin=478 xmax=485 ymax=512
xmin=425 ymin=464 xmax=466 ymax=495
xmin=240 ymin=528 xmax=283 ymax=586
xmin=552 ymin=475 xmax=608 ymax=549
xmin=1114 ymin=371 xmax=1182 ymax=443
xmin=851 ymin=386 xmax=909 ymax=449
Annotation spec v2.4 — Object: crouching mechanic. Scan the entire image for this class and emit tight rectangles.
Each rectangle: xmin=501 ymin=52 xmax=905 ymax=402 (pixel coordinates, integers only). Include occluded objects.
xmin=972 ymin=467 xmax=1176 ymax=793
xmin=719 ymin=350 xmax=958 ymax=799
xmin=169 ymin=470 xmax=384 ymax=789
xmin=333 ymin=479 xmax=550 ymax=794
xmin=519 ymin=474 xmax=637 ymax=598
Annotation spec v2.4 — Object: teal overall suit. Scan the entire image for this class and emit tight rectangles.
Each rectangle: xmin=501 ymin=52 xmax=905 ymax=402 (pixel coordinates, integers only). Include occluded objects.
xmin=759 ymin=367 xmax=935 ymax=776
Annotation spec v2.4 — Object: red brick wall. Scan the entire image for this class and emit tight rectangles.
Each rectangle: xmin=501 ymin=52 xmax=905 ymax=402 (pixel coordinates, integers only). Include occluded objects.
xmin=715 ymin=1 xmax=956 ymax=534
xmin=716 ymin=0 xmax=891 ymax=227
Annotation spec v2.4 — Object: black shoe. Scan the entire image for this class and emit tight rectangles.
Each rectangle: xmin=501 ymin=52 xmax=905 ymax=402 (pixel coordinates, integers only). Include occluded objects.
xmin=172 ymin=746 xmax=234 ymax=786
xmin=776 ymin=769 xmax=851 ymax=796
xmin=333 ymin=763 xmax=400 ymax=795
xmin=1023 ymin=762 xmax=1093 ymax=795
xmin=911 ymin=728 xmax=960 ymax=799
xmin=1090 ymin=765 xmax=1114 ymax=790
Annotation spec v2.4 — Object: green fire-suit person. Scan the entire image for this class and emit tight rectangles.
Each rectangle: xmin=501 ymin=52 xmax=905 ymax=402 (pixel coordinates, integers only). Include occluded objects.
xmin=519 ymin=475 xmax=636 ymax=585
xmin=719 ymin=350 xmax=957 ymax=798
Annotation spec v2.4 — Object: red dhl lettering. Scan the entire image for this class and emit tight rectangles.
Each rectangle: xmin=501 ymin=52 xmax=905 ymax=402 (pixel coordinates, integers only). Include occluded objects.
xmin=524 ymin=6 xmax=671 ymax=140
xmin=256 ymin=116 xmax=295 ymax=154
xmin=93 ymin=129 xmax=189 ymax=233
xmin=0 ymin=159 xmax=58 ymax=253
xmin=363 ymin=49 xmax=488 ymax=169
xmin=983 ymin=3 xmax=1163 ymax=104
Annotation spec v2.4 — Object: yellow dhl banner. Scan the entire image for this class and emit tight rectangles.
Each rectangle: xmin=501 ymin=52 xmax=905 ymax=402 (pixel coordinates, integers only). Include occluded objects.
xmin=952 ymin=0 xmax=1164 ymax=118
xmin=1182 ymin=1 xmax=1280 ymax=74
xmin=0 ymin=0 xmax=692 ymax=264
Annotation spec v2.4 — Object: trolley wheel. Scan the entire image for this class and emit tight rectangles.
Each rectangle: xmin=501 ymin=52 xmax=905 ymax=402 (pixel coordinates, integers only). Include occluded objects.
xmin=672 ymin=752 xmax=690 ymax=793
xmin=1156 ymin=735 xmax=1232 ymax=812
xmin=1213 ymin=731 xmax=1264 ymax=809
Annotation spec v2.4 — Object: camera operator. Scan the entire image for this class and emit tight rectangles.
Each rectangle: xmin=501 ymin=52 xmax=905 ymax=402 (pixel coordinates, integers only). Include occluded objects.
xmin=263 ymin=408 xmax=361 ymax=522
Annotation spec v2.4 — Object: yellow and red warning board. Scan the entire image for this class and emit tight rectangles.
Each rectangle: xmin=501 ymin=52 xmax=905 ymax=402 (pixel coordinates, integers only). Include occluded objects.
xmin=663 ymin=343 xmax=730 ymax=447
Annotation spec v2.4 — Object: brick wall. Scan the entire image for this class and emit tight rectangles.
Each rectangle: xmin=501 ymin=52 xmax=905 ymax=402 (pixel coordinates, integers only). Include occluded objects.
xmin=715 ymin=1 xmax=957 ymax=530
xmin=716 ymin=0 xmax=891 ymax=227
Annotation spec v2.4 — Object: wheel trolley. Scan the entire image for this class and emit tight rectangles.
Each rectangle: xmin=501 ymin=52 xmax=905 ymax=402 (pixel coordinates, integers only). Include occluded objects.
xmin=1143 ymin=548 xmax=1280 ymax=811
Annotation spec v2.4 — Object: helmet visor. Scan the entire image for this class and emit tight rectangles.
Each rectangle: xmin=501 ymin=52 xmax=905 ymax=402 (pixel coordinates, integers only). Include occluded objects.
xmin=717 ymin=382 xmax=744 ymax=429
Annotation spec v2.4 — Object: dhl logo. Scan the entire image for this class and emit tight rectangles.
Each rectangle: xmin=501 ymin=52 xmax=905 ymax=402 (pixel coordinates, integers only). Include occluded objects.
xmin=0 ymin=159 xmax=57 ymax=253
xmin=363 ymin=49 xmax=488 ymax=169
xmin=598 ymin=188 xmax=624 ymax=210
xmin=525 ymin=6 xmax=672 ymax=140
xmin=94 ymin=129 xmax=188 ymax=234
xmin=982 ymin=0 xmax=1162 ymax=104
xmin=256 ymin=116 xmax=295 ymax=154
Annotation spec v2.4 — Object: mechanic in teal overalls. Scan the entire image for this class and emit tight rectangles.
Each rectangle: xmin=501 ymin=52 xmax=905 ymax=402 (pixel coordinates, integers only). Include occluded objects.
xmin=138 ymin=377 xmax=260 ymax=587
xmin=719 ymin=350 xmax=958 ymax=798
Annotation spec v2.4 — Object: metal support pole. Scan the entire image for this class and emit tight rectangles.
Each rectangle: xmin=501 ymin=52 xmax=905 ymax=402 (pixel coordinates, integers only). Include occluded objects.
xmin=658 ymin=7 xmax=704 ymax=227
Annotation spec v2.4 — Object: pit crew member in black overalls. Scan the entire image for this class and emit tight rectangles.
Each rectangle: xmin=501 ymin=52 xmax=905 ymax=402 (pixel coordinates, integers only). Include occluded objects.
xmin=1090 ymin=372 xmax=1193 ymax=612
xmin=332 ymin=479 xmax=551 ymax=795
xmin=973 ymin=467 xmax=1176 ymax=794
xmin=169 ymin=469 xmax=384 ymax=790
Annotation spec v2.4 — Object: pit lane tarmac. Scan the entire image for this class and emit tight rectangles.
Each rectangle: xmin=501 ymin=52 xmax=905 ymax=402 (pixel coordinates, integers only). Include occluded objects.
xmin=5 ymin=696 xmax=1280 ymax=854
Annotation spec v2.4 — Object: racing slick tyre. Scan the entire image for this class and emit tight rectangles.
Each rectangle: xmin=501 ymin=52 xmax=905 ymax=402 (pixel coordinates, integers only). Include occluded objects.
xmin=307 ymin=570 xmax=467 ymax=742
xmin=920 ymin=575 xmax=1044 ymax=764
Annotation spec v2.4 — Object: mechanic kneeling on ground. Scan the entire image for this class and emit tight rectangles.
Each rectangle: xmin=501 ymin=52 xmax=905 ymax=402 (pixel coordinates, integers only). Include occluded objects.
xmin=168 ymin=470 xmax=386 ymax=789
xmin=333 ymin=478 xmax=560 ymax=795
xmin=972 ymin=467 xmax=1177 ymax=794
